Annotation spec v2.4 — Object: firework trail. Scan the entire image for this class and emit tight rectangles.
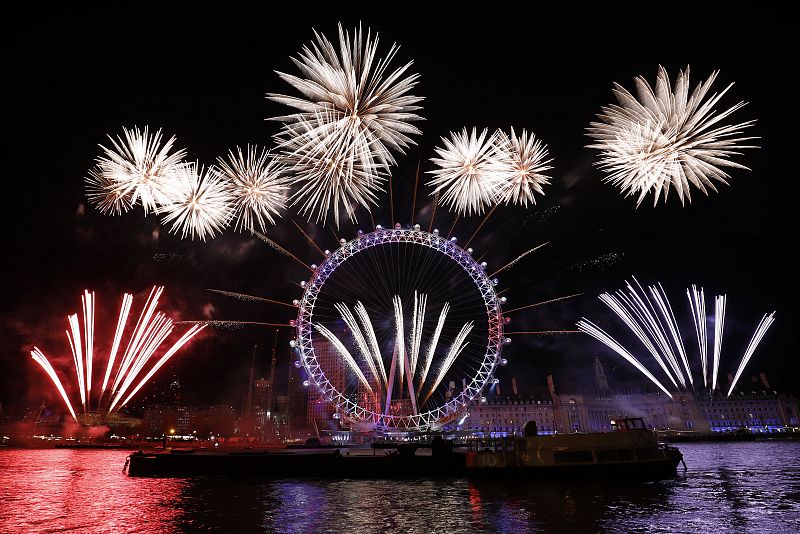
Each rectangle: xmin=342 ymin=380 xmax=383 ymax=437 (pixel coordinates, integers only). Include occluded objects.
xmin=578 ymin=278 xmax=775 ymax=396
xmin=29 ymin=287 xmax=205 ymax=420
xmin=504 ymin=293 xmax=583 ymax=314
xmin=393 ymin=295 xmax=407 ymax=387
xmin=31 ymin=348 xmax=78 ymax=422
xmin=409 ymin=291 xmax=427 ymax=374
xmin=113 ymin=324 xmax=206 ymax=411
xmin=423 ymin=322 xmax=473 ymax=405
xmin=206 ymin=289 xmax=295 ymax=308
xmin=727 ymin=312 xmax=776 ymax=396
xmin=176 ymin=320 xmax=291 ymax=330
xmin=418 ymin=302 xmax=449 ymax=396
xmin=314 ymin=323 xmax=373 ymax=392
xmin=575 ymin=319 xmax=673 ymax=397
xmin=687 ymin=285 xmax=708 ymax=386
xmin=318 ymin=295 xmax=472 ymax=410
xmin=253 ymin=231 xmax=313 ymax=271
xmin=490 ymin=242 xmax=549 ymax=277
xmin=334 ymin=302 xmax=384 ymax=391
xmin=354 ymin=302 xmax=387 ymax=386
xmin=712 ymin=295 xmax=726 ymax=390
xmin=587 ymin=66 xmax=757 ymax=206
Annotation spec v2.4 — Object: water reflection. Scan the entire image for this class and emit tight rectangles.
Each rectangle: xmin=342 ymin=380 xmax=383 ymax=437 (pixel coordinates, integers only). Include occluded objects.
xmin=1 ymin=442 xmax=799 ymax=533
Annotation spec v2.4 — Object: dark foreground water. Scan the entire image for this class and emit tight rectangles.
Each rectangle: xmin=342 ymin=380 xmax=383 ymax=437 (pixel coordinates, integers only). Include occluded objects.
xmin=1 ymin=442 xmax=799 ymax=533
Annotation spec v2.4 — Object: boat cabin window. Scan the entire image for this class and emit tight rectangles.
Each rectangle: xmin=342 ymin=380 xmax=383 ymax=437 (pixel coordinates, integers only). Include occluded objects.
xmin=610 ymin=418 xmax=646 ymax=431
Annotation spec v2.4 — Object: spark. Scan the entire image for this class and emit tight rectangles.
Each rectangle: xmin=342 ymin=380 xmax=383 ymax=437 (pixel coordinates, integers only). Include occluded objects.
xmin=427 ymin=127 xmax=514 ymax=216
xmin=503 ymin=292 xmax=582 ymax=314
xmin=206 ymin=289 xmax=296 ymax=308
xmin=160 ymin=162 xmax=233 ymax=241
xmin=253 ymin=231 xmax=314 ymax=271
xmin=176 ymin=320 xmax=292 ymax=330
xmin=489 ymin=242 xmax=549 ymax=277
xmin=213 ymin=145 xmax=290 ymax=234
xmin=290 ymin=219 xmax=326 ymax=257
xmin=504 ymin=330 xmax=581 ymax=335
xmin=88 ymin=126 xmax=186 ymax=215
xmin=495 ymin=127 xmax=552 ymax=207
xmin=587 ymin=65 xmax=757 ymax=206
xmin=727 ymin=312 xmax=776 ymax=397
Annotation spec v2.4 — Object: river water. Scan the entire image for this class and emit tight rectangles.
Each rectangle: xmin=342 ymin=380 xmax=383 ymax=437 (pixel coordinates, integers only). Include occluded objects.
xmin=1 ymin=442 xmax=799 ymax=533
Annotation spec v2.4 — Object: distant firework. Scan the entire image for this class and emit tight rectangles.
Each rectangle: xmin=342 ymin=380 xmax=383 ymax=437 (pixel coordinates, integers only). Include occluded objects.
xmin=30 ymin=287 xmax=206 ymax=422
xmin=587 ymin=66 xmax=757 ymax=207
xmin=577 ymin=278 xmax=775 ymax=397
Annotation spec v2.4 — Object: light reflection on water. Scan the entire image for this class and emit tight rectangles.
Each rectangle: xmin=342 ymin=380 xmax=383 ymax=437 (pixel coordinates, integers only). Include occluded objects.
xmin=1 ymin=442 xmax=799 ymax=533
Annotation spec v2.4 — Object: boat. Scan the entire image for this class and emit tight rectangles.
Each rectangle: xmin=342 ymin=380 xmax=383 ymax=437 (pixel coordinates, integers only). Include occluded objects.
xmin=465 ymin=418 xmax=684 ymax=480
xmin=125 ymin=418 xmax=683 ymax=480
xmin=125 ymin=443 xmax=464 ymax=478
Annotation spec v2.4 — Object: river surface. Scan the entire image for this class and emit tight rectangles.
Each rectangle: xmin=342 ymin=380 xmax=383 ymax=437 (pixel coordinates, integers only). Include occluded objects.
xmin=1 ymin=442 xmax=799 ymax=533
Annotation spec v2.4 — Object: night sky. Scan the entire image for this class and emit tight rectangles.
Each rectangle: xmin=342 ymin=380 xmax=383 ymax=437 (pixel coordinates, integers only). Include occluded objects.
xmin=2 ymin=5 xmax=798 ymax=416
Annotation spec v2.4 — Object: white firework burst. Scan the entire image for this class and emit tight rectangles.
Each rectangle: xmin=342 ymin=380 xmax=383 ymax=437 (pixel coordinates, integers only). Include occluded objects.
xmin=268 ymin=22 xmax=423 ymax=167
xmin=279 ymin=113 xmax=386 ymax=226
xmin=89 ymin=126 xmax=186 ymax=214
xmin=213 ymin=145 xmax=289 ymax=234
xmin=85 ymin=165 xmax=134 ymax=215
xmin=587 ymin=66 xmax=757 ymax=206
xmin=160 ymin=162 xmax=233 ymax=241
xmin=427 ymin=127 xmax=514 ymax=216
xmin=495 ymin=127 xmax=552 ymax=207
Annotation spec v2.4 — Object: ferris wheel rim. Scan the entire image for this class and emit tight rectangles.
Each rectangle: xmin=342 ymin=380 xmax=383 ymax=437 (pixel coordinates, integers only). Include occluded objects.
xmin=294 ymin=225 xmax=505 ymax=431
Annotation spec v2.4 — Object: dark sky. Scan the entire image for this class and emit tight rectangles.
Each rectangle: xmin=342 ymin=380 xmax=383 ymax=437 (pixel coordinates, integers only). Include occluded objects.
xmin=2 ymin=5 xmax=798 ymax=416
